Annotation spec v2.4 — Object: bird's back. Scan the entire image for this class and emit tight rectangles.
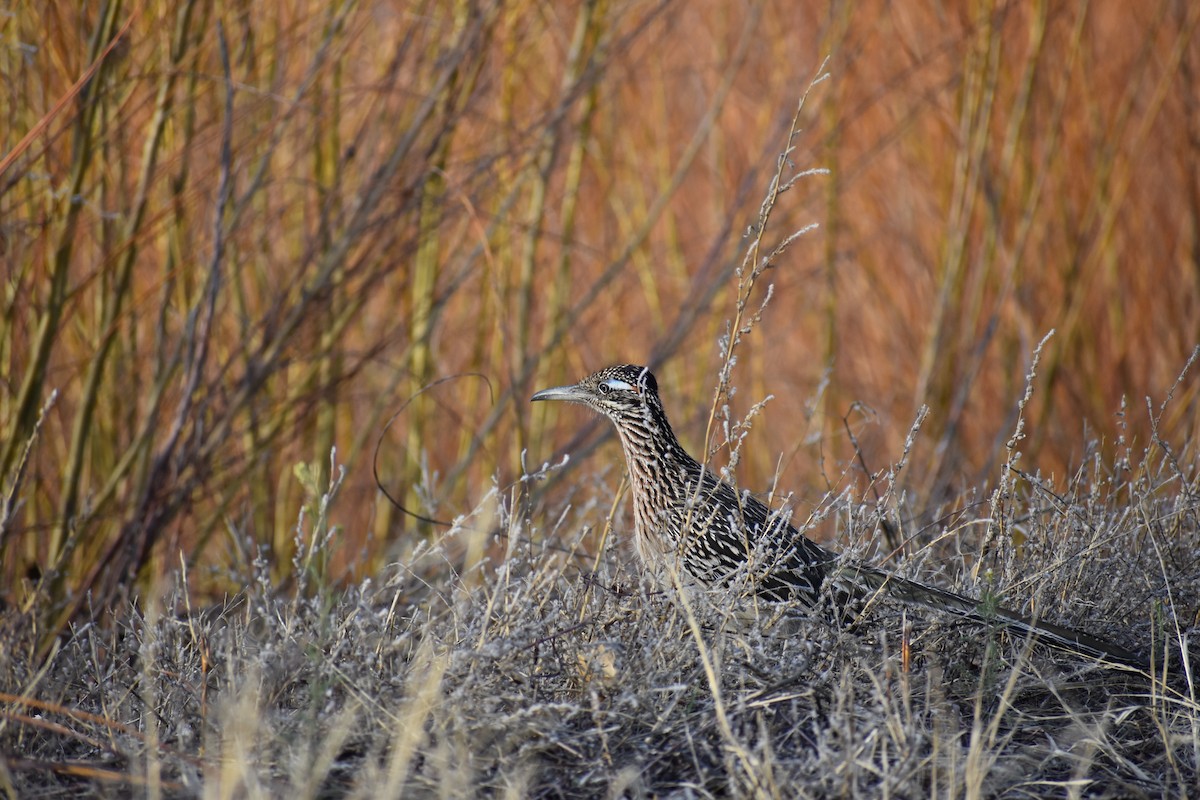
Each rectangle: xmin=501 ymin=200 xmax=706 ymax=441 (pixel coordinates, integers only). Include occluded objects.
xmin=628 ymin=445 xmax=835 ymax=604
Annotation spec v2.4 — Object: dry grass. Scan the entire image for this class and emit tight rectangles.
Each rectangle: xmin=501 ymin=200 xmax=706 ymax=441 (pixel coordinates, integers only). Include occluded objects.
xmin=1 ymin=430 xmax=1197 ymax=797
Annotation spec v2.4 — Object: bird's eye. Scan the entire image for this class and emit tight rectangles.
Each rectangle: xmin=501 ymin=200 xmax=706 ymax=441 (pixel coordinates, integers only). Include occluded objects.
xmin=600 ymin=378 xmax=634 ymax=394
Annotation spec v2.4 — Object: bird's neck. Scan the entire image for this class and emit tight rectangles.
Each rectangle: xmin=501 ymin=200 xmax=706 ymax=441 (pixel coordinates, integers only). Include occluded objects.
xmin=612 ymin=408 xmax=691 ymax=467
xmin=611 ymin=409 xmax=703 ymax=521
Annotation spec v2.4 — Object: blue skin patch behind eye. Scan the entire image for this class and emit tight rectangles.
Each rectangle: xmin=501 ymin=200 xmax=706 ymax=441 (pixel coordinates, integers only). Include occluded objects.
xmin=604 ymin=379 xmax=635 ymax=392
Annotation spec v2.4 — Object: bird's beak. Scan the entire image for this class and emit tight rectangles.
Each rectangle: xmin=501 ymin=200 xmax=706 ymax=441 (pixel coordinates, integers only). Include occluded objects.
xmin=531 ymin=383 xmax=588 ymax=403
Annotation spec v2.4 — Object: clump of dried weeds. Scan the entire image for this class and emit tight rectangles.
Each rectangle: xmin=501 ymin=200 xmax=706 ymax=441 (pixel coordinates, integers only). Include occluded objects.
xmin=2 ymin=432 xmax=1197 ymax=798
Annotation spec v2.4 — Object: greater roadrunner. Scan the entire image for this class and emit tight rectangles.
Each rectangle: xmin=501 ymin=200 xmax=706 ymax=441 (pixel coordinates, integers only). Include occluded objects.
xmin=532 ymin=364 xmax=1145 ymax=668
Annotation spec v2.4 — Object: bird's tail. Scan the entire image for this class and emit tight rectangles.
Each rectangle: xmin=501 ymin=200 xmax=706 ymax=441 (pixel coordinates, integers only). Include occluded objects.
xmin=829 ymin=562 xmax=1147 ymax=669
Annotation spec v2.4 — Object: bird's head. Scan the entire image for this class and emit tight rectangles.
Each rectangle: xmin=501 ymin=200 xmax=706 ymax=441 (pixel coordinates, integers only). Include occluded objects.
xmin=531 ymin=364 xmax=663 ymax=424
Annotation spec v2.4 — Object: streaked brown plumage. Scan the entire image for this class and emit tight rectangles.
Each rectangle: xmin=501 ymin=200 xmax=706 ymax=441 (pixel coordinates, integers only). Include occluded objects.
xmin=533 ymin=364 xmax=1145 ymax=668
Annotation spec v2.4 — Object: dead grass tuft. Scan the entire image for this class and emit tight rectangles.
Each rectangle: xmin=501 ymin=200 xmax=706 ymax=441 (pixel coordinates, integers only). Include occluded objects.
xmin=2 ymin=435 xmax=1197 ymax=797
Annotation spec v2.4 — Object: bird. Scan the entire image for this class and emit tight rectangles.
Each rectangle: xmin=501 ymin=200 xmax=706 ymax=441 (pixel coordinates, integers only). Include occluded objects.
xmin=532 ymin=363 xmax=1146 ymax=668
